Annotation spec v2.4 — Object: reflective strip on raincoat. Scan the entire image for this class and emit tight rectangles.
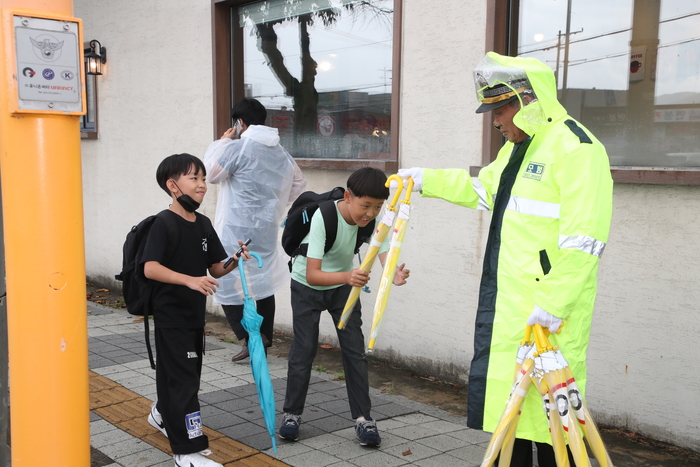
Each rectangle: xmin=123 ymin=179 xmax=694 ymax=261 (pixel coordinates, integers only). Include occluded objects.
xmin=421 ymin=52 xmax=613 ymax=444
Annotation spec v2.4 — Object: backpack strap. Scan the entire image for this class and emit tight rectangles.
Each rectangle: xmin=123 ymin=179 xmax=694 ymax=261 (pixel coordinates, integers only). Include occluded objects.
xmin=156 ymin=210 xmax=181 ymax=264
xmin=318 ymin=200 xmax=374 ymax=254
xmin=355 ymin=219 xmax=376 ymax=254
xmin=142 ymin=210 xmax=181 ymax=370
xmin=294 ymin=201 xmax=374 ymax=265
xmin=319 ymin=200 xmax=340 ymax=254
xmin=294 ymin=199 xmax=339 ymax=259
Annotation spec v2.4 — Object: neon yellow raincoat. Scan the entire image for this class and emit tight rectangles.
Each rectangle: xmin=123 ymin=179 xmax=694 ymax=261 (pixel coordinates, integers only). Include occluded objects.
xmin=421 ymin=52 xmax=613 ymax=443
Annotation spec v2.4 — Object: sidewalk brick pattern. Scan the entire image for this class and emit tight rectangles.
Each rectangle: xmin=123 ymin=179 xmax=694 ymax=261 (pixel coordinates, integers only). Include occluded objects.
xmin=88 ymin=302 xmax=489 ymax=467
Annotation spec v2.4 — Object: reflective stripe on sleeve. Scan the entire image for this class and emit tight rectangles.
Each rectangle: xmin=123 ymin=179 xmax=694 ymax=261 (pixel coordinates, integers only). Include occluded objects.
xmin=506 ymin=195 xmax=560 ymax=219
xmin=559 ymin=235 xmax=606 ymax=258
xmin=472 ymin=179 xmax=491 ymax=211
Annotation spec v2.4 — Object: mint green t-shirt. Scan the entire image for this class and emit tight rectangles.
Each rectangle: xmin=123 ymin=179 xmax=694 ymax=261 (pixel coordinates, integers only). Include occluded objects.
xmin=291 ymin=200 xmax=388 ymax=290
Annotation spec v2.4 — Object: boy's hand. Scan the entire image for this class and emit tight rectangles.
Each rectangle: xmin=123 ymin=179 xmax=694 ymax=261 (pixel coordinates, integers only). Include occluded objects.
xmin=393 ymin=263 xmax=410 ymax=286
xmin=186 ymin=276 xmax=220 ymax=295
xmin=347 ymin=268 xmax=370 ymax=288
xmin=236 ymin=239 xmax=251 ymax=261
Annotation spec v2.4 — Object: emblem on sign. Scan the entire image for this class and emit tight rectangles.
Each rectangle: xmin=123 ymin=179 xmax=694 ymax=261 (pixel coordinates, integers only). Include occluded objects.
xmin=30 ymin=35 xmax=64 ymax=61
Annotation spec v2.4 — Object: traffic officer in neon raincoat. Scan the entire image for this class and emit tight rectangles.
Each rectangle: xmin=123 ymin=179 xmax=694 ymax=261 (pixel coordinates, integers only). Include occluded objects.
xmin=399 ymin=52 xmax=612 ymax=465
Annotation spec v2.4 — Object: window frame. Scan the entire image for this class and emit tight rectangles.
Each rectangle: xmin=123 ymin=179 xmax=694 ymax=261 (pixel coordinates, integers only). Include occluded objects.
xmin=478 ymin=0 xmax=700 ymax=185
xmin=211 ymin=0 xmax=401 ymax=171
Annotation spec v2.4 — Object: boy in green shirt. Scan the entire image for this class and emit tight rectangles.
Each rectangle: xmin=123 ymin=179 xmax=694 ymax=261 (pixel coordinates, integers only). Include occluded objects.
xmin=280 ymin=167 xmax=410 ymax=447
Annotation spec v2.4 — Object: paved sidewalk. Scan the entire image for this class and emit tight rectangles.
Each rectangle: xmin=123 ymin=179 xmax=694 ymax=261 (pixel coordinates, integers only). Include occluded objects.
xmin=88 ymin=301 xmax=491 ymax=467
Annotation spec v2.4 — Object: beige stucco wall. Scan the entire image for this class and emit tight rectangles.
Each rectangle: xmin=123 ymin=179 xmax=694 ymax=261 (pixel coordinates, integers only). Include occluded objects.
xmin=76 ymin=0 xmax=700 ymax=452
xmin=78 ymin=0 xmax=219 ymax=287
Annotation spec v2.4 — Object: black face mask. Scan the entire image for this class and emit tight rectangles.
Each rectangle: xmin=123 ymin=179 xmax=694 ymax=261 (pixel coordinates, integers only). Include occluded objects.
xmin=172 ymin=180 xmax=201 ymax=212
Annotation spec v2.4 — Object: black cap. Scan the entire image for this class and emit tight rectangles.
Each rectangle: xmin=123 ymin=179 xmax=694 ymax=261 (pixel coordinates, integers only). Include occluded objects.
xmin=475 ymin=78 xmax=530 ymax=114
xmin=476 ymin=94 xmax=519 ymax=114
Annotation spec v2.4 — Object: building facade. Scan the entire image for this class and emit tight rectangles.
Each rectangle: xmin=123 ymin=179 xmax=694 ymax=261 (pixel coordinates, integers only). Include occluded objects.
xmin=76 ymin=0 xmax=700 ymax=451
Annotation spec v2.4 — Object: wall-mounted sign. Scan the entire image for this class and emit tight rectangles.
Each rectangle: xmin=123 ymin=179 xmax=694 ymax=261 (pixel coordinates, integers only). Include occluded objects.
xmin=13 ymin=15 xmax=83 ymax=113
xmin=629 ymin=46 xmax=646 ymax=83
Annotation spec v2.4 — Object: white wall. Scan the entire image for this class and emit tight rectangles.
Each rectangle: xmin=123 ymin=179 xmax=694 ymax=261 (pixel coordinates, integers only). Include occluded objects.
xmin=588 ymin=183 xmax=700 ymax=450
xmin=78 ymin=0 xmax=218 ymax=286
xmin=76 ymin=0 xmax=700 ymax=452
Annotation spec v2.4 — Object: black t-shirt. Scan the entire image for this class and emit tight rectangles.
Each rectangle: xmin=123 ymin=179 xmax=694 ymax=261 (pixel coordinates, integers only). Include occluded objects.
xmin=141 ymin=210 xmax=227 ymax=328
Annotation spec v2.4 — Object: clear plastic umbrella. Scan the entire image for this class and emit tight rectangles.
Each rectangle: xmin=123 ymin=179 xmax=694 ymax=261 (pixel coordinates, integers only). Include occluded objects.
xmin=481 ymin=324 xmax=613 ymax=467
xmin=338 ymin=175 xmax=404 ymax=330
xmin=367 ymin=177 xmax=414 ymax=352
xmin=532 ymin=324 xmax=612 ymax=467
xmin=481 ymin=328 xmax=536 ymax=467
xmin=238 ymin=252 xmax=278 ymax=453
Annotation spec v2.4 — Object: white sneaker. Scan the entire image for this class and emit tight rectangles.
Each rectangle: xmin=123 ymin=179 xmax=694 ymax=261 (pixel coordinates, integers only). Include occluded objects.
xmin=173 ymin=450 xmax=223 ymax=467
xmin=148 ymin=402 xmax=168 ymax=438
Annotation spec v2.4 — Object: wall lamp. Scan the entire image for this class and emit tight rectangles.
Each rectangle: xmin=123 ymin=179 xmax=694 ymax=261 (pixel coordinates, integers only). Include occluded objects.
xmin=85 ymin=40 xmax=107 ymax=76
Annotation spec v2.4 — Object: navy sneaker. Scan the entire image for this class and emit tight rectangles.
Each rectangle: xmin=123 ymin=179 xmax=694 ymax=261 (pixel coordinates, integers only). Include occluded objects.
xmin=279 ymin=413 xmax=301 ymax=441
xmin=355 ymin=417 xmax=381 ymax=447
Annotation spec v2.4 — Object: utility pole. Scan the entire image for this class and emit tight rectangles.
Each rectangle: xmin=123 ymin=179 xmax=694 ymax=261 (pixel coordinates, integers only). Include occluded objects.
xmin=0 ymin=0 xmax=90 ymax=465
xmin=561 ymin=0 xmax=573 ymax=105
xmin=0 ymin=178 xmax=7 ymax=467
xmin=555 ymin=30 xmax=562 ymax=87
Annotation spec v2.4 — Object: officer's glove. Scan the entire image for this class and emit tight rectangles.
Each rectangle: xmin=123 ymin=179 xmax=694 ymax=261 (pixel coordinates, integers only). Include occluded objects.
xmin=396 ymin=167 xmax=424 ymax=192
xmin=527 ymin=305 xmax=563 ymax=333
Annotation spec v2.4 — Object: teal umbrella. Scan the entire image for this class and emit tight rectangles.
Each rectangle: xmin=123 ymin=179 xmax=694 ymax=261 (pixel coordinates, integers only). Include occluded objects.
xmin=238 ymin=252 xmax=278 ymax=453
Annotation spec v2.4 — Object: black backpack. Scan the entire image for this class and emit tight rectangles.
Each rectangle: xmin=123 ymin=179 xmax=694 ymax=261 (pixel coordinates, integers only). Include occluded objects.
xmin=115 ymin=210 xmax=180 ymax=369
xmin=281 ymin=187 xmax=375 ymax=270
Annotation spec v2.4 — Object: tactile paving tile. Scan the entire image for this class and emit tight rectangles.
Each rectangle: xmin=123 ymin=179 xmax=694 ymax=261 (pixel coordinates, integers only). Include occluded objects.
xmin=88 ymin=370 xmax=288 ymax=465
xmin=206 ymin=436 xmax=259 ymax=464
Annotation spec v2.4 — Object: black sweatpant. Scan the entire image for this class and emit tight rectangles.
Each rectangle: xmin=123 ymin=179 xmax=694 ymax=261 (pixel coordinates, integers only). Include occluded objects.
xmin=154 ymin=327 xmax=208 ymax=455
xmin=222 ymin=294 xmax=275 ymax=344
xmin=496 ymin=438 xmax=576 ymax=466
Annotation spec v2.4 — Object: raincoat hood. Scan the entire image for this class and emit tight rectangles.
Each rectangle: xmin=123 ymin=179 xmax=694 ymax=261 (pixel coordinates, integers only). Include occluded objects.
xmin=202 ymin=126 xmax=306 ymax=305
xmin=241 ymin=124 xmax=281 ymax=147
xmin=474 ymin=52 xmax=567 ymax=137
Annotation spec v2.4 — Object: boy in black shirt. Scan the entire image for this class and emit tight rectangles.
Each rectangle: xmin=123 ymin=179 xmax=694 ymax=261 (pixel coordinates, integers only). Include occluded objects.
xmin=141 ymin=153 xmax=248 ymax=467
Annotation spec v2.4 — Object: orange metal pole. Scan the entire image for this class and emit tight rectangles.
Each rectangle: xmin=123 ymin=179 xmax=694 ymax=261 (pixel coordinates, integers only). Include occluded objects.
xmin=0 ymin=0 xmax=90 ymax=465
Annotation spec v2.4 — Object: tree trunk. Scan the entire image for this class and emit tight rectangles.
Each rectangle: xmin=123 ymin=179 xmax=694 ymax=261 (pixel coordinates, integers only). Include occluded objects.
xmin=256 ymin=16 xmax=318 ymax=135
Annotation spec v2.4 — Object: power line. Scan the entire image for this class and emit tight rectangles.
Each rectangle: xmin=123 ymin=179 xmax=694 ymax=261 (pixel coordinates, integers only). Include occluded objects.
xmin=566 ymin=36 xmax=700 ymax=68
xmin=520 ymin=10 xmax=700 ymax=55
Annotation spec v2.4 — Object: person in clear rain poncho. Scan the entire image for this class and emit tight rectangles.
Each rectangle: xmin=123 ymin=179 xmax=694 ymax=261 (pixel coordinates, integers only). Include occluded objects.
xmin=398 ymin=52 xmax=613 ymax=467
xmin=204 ymin=98 xmax=306 ymax=361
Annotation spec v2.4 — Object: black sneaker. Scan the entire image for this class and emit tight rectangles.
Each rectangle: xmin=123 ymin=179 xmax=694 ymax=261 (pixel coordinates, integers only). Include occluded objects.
xmin=279 ymin=413 xmax=301 ymax=441
xmin=355 ymin=417 xmax=381 ymax=447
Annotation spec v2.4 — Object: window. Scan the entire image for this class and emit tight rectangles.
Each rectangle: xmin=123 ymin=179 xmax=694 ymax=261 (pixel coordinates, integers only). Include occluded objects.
xmin=213 ymin=0 xmax=401 ymax=171
xmin=80 ymin=44 xmax=98 ymax=139
xmin=484 ymin=0 xmax=700 ymax=184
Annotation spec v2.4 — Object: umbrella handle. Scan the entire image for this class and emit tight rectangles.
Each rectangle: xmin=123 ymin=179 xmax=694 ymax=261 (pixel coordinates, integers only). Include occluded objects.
xmin=386 ymin=174 xmax=404 ymax=207
xmin=238 ymin=252 xmax=263 ymax=298
xmin=402 ymin=177 xmax=415 ymax=203
xmin=532 ymin=324 xmax=556 ymax=355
